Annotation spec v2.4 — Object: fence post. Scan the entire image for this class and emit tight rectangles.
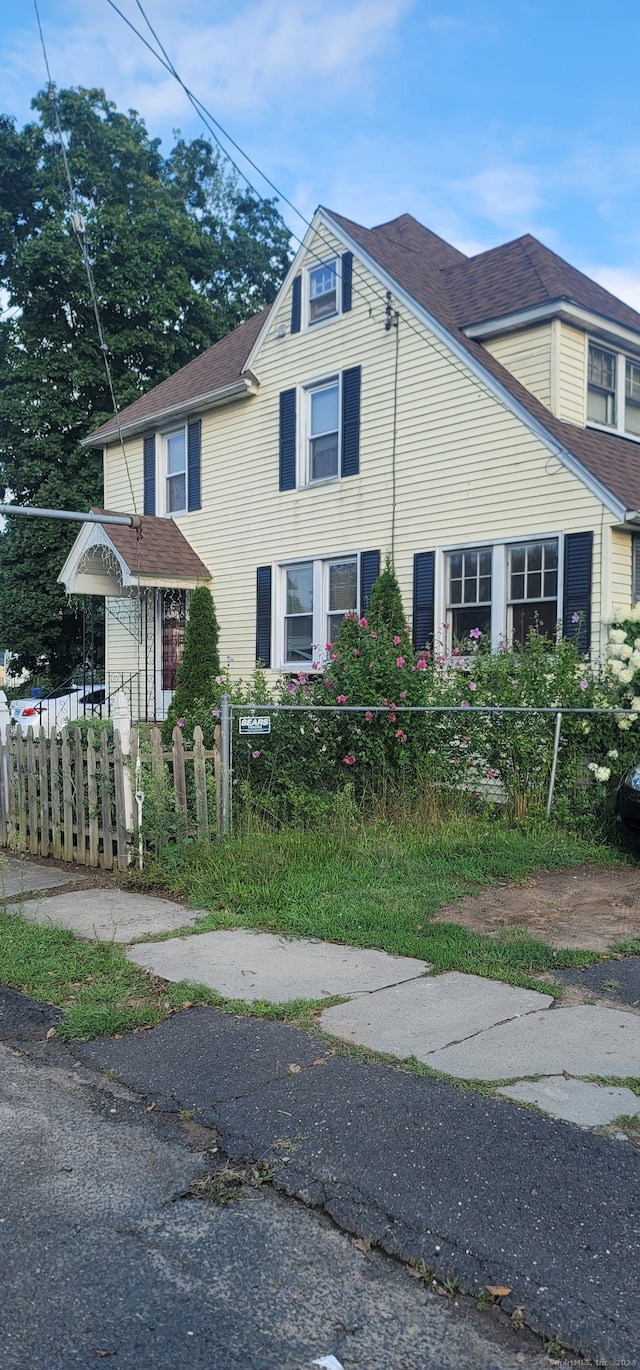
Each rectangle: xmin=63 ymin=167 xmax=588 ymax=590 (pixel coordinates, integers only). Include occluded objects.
xmin=0 ymin=695 xmax=10 ymax=846
xmin=214 ymin=723 xmax=222 ymax=838
xmin=546 ymin=711 xmax=563 ymax=819
xmin=112 ymin=689 xmax=134 ymax=835
xmin=220 ymin=693 xmax=231 ymax=837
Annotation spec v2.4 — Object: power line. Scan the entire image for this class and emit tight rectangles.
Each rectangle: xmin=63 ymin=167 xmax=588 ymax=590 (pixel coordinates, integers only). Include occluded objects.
xmin=33 ymin=0 xmax=138 ymax=515
xmin=104 ymin=0 xmax=549 ymax=440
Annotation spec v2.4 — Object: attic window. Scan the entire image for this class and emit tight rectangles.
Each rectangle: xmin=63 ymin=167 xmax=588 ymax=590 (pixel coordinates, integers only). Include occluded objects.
xmin=587 ymin=345 xmax=616 ymax=427
xmin=309 ymin=261 xmax=337 ymax=324
xmin=586 ymin=342 xmax=640 ymax=439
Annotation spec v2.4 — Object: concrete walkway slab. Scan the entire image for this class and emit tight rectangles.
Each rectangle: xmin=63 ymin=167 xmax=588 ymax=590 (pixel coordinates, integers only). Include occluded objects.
xmin=319 ymin=973 xmax=553 ymax=1058
xmin=497 ymin=1076 xmax=640 ymax=1127
xmin=6 ymin=889 xmax=199 ymax=942
xmin=127 ymin=929 xmax=430 ymax=1003
xmin=426 ymin=1005 xmax=640 ymax=1080
xmin=1 ymin=857 xmax=87 ymax=899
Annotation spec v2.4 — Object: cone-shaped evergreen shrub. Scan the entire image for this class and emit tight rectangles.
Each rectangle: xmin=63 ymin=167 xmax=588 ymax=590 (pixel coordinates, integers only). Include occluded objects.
xmin=368 ymin=558 xmax=410 ymax=644
xmin=163 ymin=586 xmax=220 ymax=742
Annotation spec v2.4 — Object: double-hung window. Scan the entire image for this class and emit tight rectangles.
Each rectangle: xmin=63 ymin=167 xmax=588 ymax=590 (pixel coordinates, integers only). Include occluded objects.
xmin=587 ymin=346 xmax=616 ymax=427
xmin=507 ymin=539 xmax=558 ymax=644
xmin=308 ymin=380 xmax=340 ymax=482
xmin=444 ymin=538 xmax=560 ymax=649
xmin=309 ymin=261 xmax=337 ymax=324
xmin=282 ymin=556 xmax=357 ymax=665
xmin=446 ymin=548 xmax=492 ymax=645
xmin=165 ymin=429 xmax=187 ymax=514
xmin=626 ymin=361 xmax=640 ymax=436
xmin=587 ymin=341 xmax=640 ymax=438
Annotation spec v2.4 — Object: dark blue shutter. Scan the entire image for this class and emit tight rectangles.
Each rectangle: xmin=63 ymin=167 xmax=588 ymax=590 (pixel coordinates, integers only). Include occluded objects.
xmin=633 ymin=533 xmax=640 ymax=605
xmin=360 ymin=550 xmax=380 ymax=615
xmin=143 ymin=433 xmax=155 ymax=515
xmin=341 ymin=366 xmax=361 ymax=477
xmin=563 ymin=531 xmax=593 ymax=653
xmin=413 ymin=552 xmax=435 ymax=651
xmin=279 ymin=389 xmax=296 ymax=491
xmin=256 ymin=566 xmax=272 ymax=667
xmin=342 ymin=252 xmax=353 ymax=312
xmin=291 ymin=275 xmax=301 ymax=334
xmin=187 ymin=419 xmax=201 ymax=512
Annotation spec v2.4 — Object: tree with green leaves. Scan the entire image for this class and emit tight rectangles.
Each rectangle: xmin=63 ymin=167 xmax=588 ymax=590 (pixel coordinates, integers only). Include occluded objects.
xmin=163 ymin=585 xmax=220 ymax=743
xmin=0 ymin=87 xmax=291 ymax=681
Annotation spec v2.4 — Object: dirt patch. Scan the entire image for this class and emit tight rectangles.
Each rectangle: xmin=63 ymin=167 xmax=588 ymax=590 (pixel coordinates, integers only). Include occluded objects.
xmin=434 ymin=864 xmax=640 ymax=952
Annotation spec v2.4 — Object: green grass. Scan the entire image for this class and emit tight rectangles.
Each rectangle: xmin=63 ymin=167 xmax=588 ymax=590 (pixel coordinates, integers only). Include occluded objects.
xmin=1 ymin=815 xmax=634 ymax=1040
xmin=160 ymin=816 xmax=626 ymax=988
xmin=0 ymin=905 xmax=346 ymax=1041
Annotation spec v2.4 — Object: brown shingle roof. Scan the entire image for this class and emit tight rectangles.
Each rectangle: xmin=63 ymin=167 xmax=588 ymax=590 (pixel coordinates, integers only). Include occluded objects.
xmin=442 ymin=234 xmax=640 ymax=333
xmin=85 ymin=204 xmax=640 ymax=515
xmin=86 ymin=310 xmax=268 ymax=444
xmin=324 ymin=208 xmax=640 ymax=512
xmin=93 ymin=511 xmax=211 ymax=583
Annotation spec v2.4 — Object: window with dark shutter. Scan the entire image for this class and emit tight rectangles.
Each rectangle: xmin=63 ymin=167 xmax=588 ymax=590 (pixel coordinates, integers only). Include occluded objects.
xmin=360 ymin=551 xmax=380 ymax=616
xmin=291 ymin=275 xmax=301 ymax=334
xmin=563 ymin=531 xmax=593 ymax=653
xmin=413 ymin=552 xmax=435 ymax=651
xmin=342 ymin=252 xmax=353 ymax=312
xmin=279 ymin=389 xmax=297 ymax=491
xmin=256 ymin=566 xmax=272 ymax=667
xmin=143 ymin=433 xmax=156 ymax=516
xmin=187 ymin=419 xmax=201 ymax=512
xmin=341 ymin=366 xmax=361 ymax=478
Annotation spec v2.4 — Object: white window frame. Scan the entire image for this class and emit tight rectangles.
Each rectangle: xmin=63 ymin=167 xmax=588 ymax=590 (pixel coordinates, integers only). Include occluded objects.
xmin=438 ymin=533 xmax=564 ymax=653
xmin=304 ymin=258 xmax=342 ymax=329
xmin=506 ymin=538 xmax=560 ymax=645
xmin=445 ymin=546 xmax=493 ymax=648
xmin=585 ymin=338 xmax=640 ymax=442
xmin=299 ymin=374 xmax=341 ymax=487
xmin=277 ymin=551 xmax=360 ymax=670
xmin=159 ymin=423 xmax=188 ymax=518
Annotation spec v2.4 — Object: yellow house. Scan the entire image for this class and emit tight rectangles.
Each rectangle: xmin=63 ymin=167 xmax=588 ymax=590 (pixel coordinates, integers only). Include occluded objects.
xmin=60 ymin=208 xmax=640 ymax=720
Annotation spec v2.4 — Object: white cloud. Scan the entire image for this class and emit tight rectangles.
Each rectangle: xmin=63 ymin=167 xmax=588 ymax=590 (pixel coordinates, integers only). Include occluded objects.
xmin=589 ymin=266 xmax=640 ymax=314
xmin=2 ymin=0 xmax=411 ymax=130
xmin=447 ymin=164 xmax=544 ymax=233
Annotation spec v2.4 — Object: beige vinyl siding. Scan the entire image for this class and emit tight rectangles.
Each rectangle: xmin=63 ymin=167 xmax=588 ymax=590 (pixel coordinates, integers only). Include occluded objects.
xmin=104 ymin=222 xmax=616 ymax=684
xmin=557 ymin=323 xmax=586 ymax=425
xmin=610 ymin=529 xmax=633 ymax=616
xmin=483 ymin=324 xmax=552 ymax=411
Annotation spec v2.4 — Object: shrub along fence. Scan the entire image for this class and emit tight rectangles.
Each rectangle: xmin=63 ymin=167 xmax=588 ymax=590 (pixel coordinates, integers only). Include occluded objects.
xmin=222 ymin=697 xmax=633 ymax=835
xmin=0 ymin=702 xmax=633 ymax=868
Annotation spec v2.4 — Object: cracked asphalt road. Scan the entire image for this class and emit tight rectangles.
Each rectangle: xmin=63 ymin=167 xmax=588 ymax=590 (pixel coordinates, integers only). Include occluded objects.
xmin=72 ymin=1004 xmax=640 ymax=1366
xmin=0 ymin=989 xmax=546 ymax=1370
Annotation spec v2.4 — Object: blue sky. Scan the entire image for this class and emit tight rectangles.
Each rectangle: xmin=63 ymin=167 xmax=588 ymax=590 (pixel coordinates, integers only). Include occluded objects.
xmin=3 ymin=0 xmax=640 ymax=305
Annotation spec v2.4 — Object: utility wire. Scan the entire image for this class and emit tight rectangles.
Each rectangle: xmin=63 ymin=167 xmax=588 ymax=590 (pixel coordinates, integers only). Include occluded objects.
xmin=34 ymin=0 xmax=138 ymax=516
xmin=104 ymin=0 xmax=554 ymax=444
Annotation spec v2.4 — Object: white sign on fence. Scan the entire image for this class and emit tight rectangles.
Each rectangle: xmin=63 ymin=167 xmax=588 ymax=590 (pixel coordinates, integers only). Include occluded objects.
xmin=238 ymin=716 xmax=271 ymax=735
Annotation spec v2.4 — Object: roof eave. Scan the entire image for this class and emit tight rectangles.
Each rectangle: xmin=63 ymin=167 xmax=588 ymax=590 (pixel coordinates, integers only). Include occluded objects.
xmin=465 ymin=299 xmax=640 ymax=354
xmin=82 ymin=376 xmax=258 ymax=449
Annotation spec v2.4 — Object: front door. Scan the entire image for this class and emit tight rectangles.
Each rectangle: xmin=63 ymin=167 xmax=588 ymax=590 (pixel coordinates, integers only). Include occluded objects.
xmin=156 ymin=589 xmax=187 ymax=719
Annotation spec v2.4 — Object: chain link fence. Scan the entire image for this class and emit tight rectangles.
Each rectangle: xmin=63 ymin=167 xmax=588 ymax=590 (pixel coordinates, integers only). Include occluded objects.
xmin=218 ymin=698 xmax=633 ymax=835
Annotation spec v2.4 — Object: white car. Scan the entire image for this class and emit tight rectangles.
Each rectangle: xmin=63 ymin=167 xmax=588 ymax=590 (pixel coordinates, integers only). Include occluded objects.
xmin=11 ymin=685 xmax=107 ymax=737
